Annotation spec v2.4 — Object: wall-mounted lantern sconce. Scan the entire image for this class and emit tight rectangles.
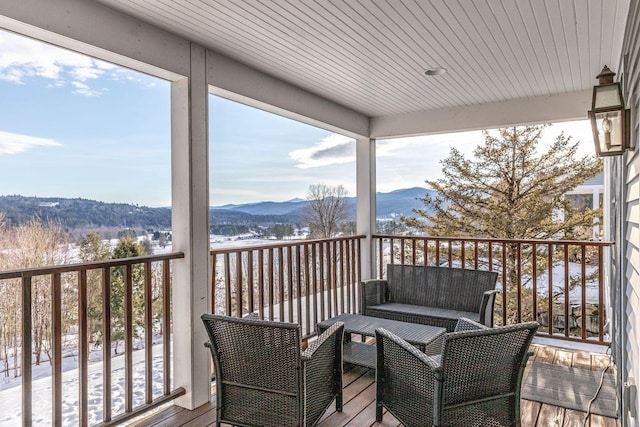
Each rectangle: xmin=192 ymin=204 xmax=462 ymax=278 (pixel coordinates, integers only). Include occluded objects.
xmin=588 ymin=65 xmax=631 ymax=156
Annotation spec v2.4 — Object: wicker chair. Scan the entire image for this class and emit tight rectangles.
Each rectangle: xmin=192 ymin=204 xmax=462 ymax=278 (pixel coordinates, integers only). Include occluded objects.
xmin=201 ymin=314 xmax=344 ymax=427
xmin=375 ymin=318 xmax=539 ymax=427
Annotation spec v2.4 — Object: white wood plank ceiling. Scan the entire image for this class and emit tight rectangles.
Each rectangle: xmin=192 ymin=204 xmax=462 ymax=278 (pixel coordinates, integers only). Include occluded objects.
xmin=96 ymin=0 xmax=629 ymax=119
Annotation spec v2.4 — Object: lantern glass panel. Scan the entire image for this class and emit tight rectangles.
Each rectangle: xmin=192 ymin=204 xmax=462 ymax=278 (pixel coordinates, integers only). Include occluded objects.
xmin=594 ymin=84 xmax=622 ymax=109
xmin=593 ymin=110 xmax=624 ymax=155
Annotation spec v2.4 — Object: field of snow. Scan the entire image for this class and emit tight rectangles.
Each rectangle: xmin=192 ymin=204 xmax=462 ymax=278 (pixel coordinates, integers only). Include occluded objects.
xmin=0 ymin=341 xmax=170 ymax=426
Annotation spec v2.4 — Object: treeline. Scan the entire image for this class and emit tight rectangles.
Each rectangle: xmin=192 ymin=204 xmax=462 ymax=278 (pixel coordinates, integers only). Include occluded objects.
xmin=0 ymin=195 xmax=171 ymax=230
xmin=0 ymin=196 xmax=303 ymax=236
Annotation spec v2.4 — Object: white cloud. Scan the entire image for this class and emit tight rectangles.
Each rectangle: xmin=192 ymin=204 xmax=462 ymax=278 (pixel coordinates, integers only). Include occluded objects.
xmin=0 ymin=131 xmax=62 ymax=155
xmin=71 ymin=81 xmax=102 ymax=97
xmin=289 ymin=133 xmax=355 ymax=169
xmin=0 ymin=30 xmax=148 ymax=96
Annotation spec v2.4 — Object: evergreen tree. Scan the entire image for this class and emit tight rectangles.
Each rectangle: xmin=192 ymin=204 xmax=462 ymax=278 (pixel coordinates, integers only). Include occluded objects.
xmin=110 ymin=237 xmax=148 ymax=353
xmin=403 ymin=125 xmax=602 ymax=240
xmin=79 ymin=232 xmax=112 ymax=345
xmin=402 ymin=125 xmax=602 ymax=324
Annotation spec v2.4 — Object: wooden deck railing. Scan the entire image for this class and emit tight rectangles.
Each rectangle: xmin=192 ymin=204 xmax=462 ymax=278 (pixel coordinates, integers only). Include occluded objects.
xmin=0 ymin=234 xmax=613 ymax=425
xmin=210 ymin=235 xmax=364 ymax=337
xmin=0 ymin=252 xmax=185 ymax=426
xmin=372 ymin=235 xmax=612 ymax=344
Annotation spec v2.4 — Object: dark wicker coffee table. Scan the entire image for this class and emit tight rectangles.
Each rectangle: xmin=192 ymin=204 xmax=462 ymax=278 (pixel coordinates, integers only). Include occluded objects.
xmin=316 ymin=313 xmax=446 ymax=368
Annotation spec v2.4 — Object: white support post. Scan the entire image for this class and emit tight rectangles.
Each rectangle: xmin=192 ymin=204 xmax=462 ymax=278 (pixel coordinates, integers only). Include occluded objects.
xmin=170 ymin=43 xmax=211 ymax=410
xmin=356 ymin=138 xmax=376 ymax=284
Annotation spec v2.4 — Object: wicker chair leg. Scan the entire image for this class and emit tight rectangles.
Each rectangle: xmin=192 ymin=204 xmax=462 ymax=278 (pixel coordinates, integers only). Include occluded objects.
xmin=376 ymin=402 xmax=383 ymax=421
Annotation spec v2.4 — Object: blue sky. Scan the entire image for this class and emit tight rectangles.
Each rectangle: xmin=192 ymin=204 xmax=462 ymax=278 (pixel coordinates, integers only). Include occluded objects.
xmin=0 ymin=29 xmax=596 ymax=207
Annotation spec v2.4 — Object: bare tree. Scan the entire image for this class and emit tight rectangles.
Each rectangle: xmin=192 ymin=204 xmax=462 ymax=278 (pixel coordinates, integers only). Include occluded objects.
xmin=302 ymin=184 xmax=350 ymax=238
xmin=0 ymin=218 xmax=69 ymax=369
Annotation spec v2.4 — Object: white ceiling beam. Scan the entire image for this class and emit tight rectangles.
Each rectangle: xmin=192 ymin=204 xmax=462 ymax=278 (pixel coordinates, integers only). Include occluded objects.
xmin=207 ymin=51 xmax=369 ymax=139
xmin=370 ymin=90 xmax=592 ymax=139
xmin=0 ymin=0 xmax=189 ymax=80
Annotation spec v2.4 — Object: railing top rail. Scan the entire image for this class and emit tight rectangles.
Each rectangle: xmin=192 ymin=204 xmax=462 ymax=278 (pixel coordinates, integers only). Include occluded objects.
xmin=210 ymin=234 xmax=366 ymax=255
xmin=372 ymin=234 xmax=613 ymax=247
xmin=0 ymin=251 xmax=185 ymax=280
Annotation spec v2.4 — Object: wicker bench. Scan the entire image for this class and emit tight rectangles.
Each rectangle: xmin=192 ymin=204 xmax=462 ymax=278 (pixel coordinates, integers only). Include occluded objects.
xmin=361 ymin=264 xmax=500 ymax=332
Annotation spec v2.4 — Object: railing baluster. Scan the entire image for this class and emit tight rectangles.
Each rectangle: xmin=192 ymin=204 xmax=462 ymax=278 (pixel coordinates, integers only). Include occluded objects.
xmin=532 ymin=243 xmax=538 ymax=324
xmin=224 ymin=253 xmax=231 ymax=316
xmin=517 ymin=243 xmax=522 ymax=323
xmin=311 ymin=243 xmax=318 ymax=326
xmin=103 ymin=267 xmax=112 ymax=421
xmin=125 ymin=264 xmax=133 ymax=414
xmin=548 ymin=243 xmax=554 ymax=336
xmin=247 ymin=251 xmax=254 ymax=314
xmin=598 ymin=246 xmax=605 ymax=341
xmin=501 ymin=243 xmax=507 ymax=325
xmin=355 ymin=238 xmax=361 ymax=312
xmin=344 ymin=239 xmax=351 ymax=314
xmin=78 ymin=270 xmax=89 ymax=424
xmin=304 ymin=244 xmax=311 ymax=332
xmin=235 ymin=251 xmax=243 ymax=317
xmin=581 ymin=245 xmax=587 ymax=340
xmin=278 ymin=247 xmax=285 ymax=322
xmin=378 ymin=237 xmax=383 ymax=277
xmin=332 ymin=240 xmax=338 ymax=317
xmin=258 ymin=250 xmax=265 ymax=319
xmin=295 ymin=245 xmax=302 ymax=329
xmin=287 ymin=246 xmax=293 ymax=323
xmin=474 ymin=241 xmax=479 ymax=269
xmin=22 ymin=276 xmax=32 ymax=427
xmin=211 ymin=253 xmax=217 ymax=313
xmin=162 ymin=260 xmax=171 ymax=395
xmin=563 ymin=243 xmax=570 ymax=338
xmin=52 ymin=273 xmax=62 ymax=426
xmin=268 ymin=249 xmax=274 ymax=321
xmin=144 ymin=261 xmax=153 ymax=403
xmin=319 ymin=243 xmax=325 ymax=320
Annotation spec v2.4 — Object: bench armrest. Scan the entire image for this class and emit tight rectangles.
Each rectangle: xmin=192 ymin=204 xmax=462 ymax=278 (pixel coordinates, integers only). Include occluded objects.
xmin=360 ymin=279 xmax=389 ymax=314
xmin=479 ymin=289 xmax=501 ymax=327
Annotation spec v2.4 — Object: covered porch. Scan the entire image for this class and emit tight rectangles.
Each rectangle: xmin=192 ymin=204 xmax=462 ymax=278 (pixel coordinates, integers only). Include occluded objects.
xmin=0 ymin=0 xmax=638 ymax=425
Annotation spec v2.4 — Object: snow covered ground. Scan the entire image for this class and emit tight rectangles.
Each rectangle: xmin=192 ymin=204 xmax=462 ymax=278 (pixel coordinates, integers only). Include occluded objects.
xmin=0 ymin=342 xmax=170 ymax=426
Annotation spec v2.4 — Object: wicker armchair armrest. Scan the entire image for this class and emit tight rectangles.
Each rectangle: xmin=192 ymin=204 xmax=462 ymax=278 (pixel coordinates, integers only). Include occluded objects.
xmin=360 ymin=279 xmax=389 ymax=313
xmin=376 ymin=327 xmax=441 ymax=371
xmin=302 ymin=321 xmax=344 ymax=361
xmin=479 ymin=289 xmax=501 ymax=327
xmin=454 ymin=317 xmax=489 ymax=332
xmin=302 ymin=321 xmax=345 ymax=419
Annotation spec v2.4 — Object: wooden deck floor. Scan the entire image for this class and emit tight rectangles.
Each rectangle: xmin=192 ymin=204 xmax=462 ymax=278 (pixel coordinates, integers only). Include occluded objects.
xmin=130 ymin=343 xmax=619 ymax=427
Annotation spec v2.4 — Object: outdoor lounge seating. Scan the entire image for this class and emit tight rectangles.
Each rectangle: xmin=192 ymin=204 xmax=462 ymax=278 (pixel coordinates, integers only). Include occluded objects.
xmin=201 ymin=314 xmax=345 ymax=427
xmin=375 ymin=318 xmax=539 ymax=427
xmin=361 ymin=264 xmax=500 ymax=331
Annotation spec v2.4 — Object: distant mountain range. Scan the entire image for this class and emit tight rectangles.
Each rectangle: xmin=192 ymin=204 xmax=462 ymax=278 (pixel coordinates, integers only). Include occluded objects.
xmin=212 ymin=187 xmax=434 ymax=220
xmin=0 ymin=187 xmax=434 ymax=231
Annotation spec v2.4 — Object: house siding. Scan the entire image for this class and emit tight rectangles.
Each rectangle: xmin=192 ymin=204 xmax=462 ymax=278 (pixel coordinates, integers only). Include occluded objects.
xmin=622 ymin=0 xmax=640 ymax=423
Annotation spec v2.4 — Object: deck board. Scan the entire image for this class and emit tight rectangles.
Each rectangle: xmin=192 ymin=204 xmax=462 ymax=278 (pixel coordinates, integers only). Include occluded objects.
xmin=129 ymin=344 xmax=619 ymax=427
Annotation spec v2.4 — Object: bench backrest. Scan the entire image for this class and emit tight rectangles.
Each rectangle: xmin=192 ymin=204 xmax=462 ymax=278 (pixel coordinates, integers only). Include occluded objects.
xmin=386 ymin=264 xmax=498 ymax=312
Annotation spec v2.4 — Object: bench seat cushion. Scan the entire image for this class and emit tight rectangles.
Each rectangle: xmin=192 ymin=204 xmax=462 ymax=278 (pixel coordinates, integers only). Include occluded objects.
xmin=366 ymin=303 xmax=481 ymax=332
